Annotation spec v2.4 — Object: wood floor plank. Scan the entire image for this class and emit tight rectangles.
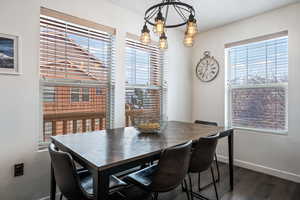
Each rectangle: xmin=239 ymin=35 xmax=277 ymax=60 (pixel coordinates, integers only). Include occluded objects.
xmin=119 ymin=162 xmax=300 ymax=200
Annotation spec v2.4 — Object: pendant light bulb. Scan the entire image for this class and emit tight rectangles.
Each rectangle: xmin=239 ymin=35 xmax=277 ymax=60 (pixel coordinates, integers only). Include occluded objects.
xmin=159 ymin=32 xmax=168 ymax=50
xmin=155 ymin=10 xmax=165 ymax=35
xmin=140 ymin=23 xmax=151 ymax=45
xmin=153 ymin=19 xmax=158 ymax=34
xmin=186 ymin=14 xmax=198 ymax=36
xmin=183 ymin=32 xmax=194 ymax=47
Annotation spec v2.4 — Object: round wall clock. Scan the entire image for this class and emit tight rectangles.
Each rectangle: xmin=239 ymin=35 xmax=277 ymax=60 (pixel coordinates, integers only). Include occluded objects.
xmin=196 ymin=51 xmax=219 ymax=82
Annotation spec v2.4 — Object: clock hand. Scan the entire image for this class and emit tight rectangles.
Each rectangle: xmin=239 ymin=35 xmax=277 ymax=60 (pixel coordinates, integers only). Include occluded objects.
xmin=201 ymin=72 xmax=205 ymax=79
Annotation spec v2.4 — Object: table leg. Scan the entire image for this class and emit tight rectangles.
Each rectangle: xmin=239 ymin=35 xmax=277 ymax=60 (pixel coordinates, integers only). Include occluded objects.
xmin=228 ymin=130 xmax=234 ymax=191
xmin=50 ymin=162 xmax=56 ymax=200
xmin=93 ymin=170 xmax=109 ymax=200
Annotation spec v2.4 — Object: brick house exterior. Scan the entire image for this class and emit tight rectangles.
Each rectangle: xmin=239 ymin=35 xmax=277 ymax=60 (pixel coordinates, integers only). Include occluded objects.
xmin=40 ymin=31 xmax=109 ymax=139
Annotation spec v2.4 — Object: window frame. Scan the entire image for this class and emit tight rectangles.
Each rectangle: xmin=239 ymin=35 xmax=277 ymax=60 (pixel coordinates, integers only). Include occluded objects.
xmin=225 ymin=35 xmax=288 ymax=134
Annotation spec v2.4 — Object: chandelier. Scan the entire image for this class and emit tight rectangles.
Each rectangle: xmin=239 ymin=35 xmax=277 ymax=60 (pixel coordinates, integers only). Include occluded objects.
xmin=140 ymin=0 xmax=198 ymax=50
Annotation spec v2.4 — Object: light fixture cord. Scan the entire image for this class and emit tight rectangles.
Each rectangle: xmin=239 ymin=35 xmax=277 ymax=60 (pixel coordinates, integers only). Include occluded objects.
xmin=164 ymin=3 xmax=170 ymax=23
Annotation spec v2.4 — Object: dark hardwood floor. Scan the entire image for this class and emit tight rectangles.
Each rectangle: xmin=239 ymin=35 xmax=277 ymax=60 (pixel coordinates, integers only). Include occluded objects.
xmin=117 ymin=162 xmax=300 ymax=200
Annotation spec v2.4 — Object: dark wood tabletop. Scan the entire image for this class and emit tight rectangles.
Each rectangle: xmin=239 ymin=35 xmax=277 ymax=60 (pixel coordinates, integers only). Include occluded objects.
xmin=51 ymin=121 xmax=232 ymax=171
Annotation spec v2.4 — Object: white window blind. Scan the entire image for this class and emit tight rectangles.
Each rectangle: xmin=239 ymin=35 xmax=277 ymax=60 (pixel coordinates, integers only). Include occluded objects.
xmin=39 ymin=12 xmax=115 ymax=145
xmin=125 ymin=37 xmax=166 ymax=126
xmin=226 ymin=34 xmax=288 ymax=132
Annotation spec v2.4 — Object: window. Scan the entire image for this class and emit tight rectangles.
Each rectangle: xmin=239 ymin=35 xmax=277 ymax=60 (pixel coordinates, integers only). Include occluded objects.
xmin=43 ymin=86 xmax=56 ymax=102
xmin=82 ymin=88 xmax=90 ymax=102
xmin=125 ymin=34 xmax=166 ymax=126
xmin=71 ymin=88 xmax=80 ymax=102
xmin=226 ymin=32 xmax=288 ymax=133
xmin=96 ymin=88 xmax=102 ymax=96
xmin=39 ymin=8 xmax=115 ymax=145
xmin=70 ymin=88 xmax=90 ymax=102
xmin=126 ymin=48 xmax=150 ymax=85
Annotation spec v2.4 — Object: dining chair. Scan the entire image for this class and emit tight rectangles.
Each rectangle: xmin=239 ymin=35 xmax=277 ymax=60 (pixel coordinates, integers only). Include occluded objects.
xmin=188 ymin=133 xmax=220 ymax=200
xmin=194 ymin=120 xmax=220 ymax=190
xmin=48 ymin=143 xmax=127 ymax=200
xmin=124 ymin=141 xmax=193 ymax=200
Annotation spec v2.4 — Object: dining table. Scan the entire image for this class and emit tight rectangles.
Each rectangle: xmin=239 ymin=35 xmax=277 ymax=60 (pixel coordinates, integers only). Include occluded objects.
xmin=50 ymin=121 xmax=234 ymax=200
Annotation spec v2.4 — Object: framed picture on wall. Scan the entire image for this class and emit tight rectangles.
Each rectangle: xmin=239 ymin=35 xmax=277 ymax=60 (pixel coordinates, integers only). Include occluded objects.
xmin=0 ymin=33 xmax=19 ymax=75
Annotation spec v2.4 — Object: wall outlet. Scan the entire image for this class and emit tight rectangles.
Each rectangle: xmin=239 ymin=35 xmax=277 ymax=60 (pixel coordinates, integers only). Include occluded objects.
xmin=14 ymin=163 xmax=24 ymax=177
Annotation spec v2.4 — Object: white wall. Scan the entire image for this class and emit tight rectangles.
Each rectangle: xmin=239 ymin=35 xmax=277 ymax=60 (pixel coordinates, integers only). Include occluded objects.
xmin=192 ymin=3 xmax=300 ymax=182
xmin=166 ymin=31 xmax=193 ymax=122
xmin=0 ymin=0 xmax=192 ymax=199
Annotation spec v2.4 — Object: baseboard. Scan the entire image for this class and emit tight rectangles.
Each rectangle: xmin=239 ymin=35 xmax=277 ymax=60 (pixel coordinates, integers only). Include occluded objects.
xmin=38 ymin=197 xmax=49 ymax=200
xmin=217 ymin=154 xmax=300 ymax=183
xmin=38 ymin=193 xmax=60 ymax=200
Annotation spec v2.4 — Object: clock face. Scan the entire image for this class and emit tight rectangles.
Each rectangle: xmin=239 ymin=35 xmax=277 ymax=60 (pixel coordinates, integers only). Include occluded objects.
xmin=196 ymin=55 xmax=219 ymax=82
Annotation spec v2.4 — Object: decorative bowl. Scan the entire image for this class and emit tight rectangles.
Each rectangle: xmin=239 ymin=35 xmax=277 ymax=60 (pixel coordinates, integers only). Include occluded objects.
xmin=133 ymin=115 xmax=167 ymax=134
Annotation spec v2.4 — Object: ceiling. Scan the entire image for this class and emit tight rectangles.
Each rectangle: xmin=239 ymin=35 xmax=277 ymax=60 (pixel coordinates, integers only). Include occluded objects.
xmin=107 ymin=0 xmax=299 ymax=32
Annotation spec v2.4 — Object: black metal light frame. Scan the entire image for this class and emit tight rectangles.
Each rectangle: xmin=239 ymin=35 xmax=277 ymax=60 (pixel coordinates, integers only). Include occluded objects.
xmin=144 ymin=0 xmax=195 ymax=28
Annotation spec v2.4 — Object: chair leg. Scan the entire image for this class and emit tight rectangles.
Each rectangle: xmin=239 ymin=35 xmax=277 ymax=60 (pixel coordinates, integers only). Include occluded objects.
xmin=188 ymin=174 xmax=194 ymax=200
xmin=116 ymin=191 xmax=126 ymax=199
xmin=210 ymin=167 xmax=219 ymax=200
xmin=214 ymin=154 xmax=220 ymax=182
xmin=60 ymin=194 xmax=63 ymax=200
xmin=197 ymin=155 xmax=220 ymax=191
xmin=198 ymin=172 xmax=201 ymax=192
xmin=183 ymin=179 xmax=190 ymax=200
xmin=181 ymin=182 xmax=187 ymax=192
xmin=152 ymin=192 xmax=159 ymax=200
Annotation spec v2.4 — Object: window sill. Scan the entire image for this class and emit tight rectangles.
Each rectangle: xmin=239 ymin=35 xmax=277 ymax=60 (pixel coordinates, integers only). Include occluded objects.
xmin=232 ymin=126 xmax=288 ymax=136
